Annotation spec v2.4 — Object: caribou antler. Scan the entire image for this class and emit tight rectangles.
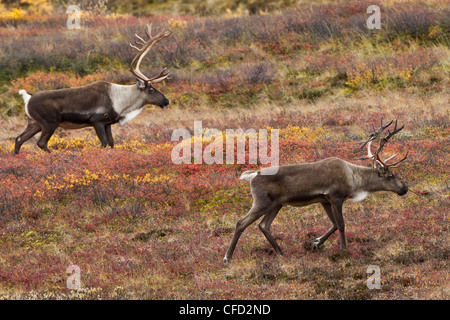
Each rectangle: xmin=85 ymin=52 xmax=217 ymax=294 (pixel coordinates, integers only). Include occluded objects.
xmin=360 ymin=118 xmax=408 ymax=169
xmin=377 ymin=151 xmax=408 ymax=168
xmin=373 ymin=119 xmax=404 ymax=157
xmin=358 ymin=117 xmax=392 ymax=166
xmin=129 ymin=24 xmax=172 ymax=85
xmin=359 ymin=117 xmax=393 ymax=150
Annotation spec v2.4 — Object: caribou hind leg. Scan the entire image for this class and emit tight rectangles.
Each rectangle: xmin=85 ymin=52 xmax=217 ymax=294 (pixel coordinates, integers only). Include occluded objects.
xmin=258 ymin=205 xmax=283 ymax=255
xmin=14 ymin=119 xmax=42 ymax=155
xmin=36 ymin=124 xmax=58 ymax=152
xmin=224 ymin=201 xmax=281 ymax=263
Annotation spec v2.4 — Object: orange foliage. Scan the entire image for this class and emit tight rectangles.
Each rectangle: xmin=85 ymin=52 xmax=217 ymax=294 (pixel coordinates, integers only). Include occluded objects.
xmin=9 ymin=71 xmax=107 ymax=94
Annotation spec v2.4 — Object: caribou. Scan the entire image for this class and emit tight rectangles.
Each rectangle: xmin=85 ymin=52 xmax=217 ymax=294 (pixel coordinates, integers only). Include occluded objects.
xmin=14 ymin=24 xmax=171 ymax=155
xmin=224 ymin=119 xmax=409 ymax=262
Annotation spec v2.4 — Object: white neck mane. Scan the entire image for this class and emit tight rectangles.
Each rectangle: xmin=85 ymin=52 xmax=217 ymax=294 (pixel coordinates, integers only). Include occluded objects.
xmin=109 ymin=84 xmax=147 ymax=126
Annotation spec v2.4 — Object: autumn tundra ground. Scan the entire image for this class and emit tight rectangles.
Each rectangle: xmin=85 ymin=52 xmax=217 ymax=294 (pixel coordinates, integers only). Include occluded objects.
xmin=0 ymin=0 xmax=448 ymax=300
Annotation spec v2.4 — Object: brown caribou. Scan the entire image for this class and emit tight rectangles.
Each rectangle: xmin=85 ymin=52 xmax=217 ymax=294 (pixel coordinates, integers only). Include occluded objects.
xmin=224 ymin=119 xmax=409 ymax=262
xmin=14 ymin=24 xmax=171 ymax=154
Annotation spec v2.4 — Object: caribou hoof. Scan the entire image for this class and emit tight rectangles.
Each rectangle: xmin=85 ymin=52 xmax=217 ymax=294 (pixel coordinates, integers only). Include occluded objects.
xmin=312 ymin=238 xmax=321 ymax=250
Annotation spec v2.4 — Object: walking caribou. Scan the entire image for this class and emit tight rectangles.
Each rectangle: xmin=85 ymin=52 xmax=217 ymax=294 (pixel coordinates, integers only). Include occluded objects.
xmin=14 ymin=24 xmax=171 ymax=154
xmin=224 ymin=119 xmax=409 ymax=262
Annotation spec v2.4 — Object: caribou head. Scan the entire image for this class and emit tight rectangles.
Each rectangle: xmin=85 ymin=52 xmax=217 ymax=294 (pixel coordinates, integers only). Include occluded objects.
xmin=129 ymin=24 xmax=171 ymax=108
xmin=359 ymin=118 xmax=409 ymax=196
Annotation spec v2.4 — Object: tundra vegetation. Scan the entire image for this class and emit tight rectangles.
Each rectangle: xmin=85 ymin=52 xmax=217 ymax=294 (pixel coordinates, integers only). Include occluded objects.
xmin=0 ymin=0 xmax=448 ymax=299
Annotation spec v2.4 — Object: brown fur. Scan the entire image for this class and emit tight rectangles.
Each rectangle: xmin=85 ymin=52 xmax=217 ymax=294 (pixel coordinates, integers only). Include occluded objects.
xmin=224 ymin=157 xmax=408 ymax=262
xmin=13 ymin=81 xmax=169 ymax=154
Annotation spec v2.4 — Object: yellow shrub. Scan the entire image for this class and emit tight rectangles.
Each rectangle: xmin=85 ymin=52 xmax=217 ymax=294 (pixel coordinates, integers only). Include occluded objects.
xmin=21 ymin=0 xmax=53 ymax=14
xmin=168 ymin=18 xmax=187 ymax=29
xmin=281 ymin=124 xmax=309 ymax=140
xmin=346 ymin=62 xmax=417 ymax=88
xmin=280 ymin=124 xmax=328 ymax=142
xmin=0 ymin=8 xmax=27 ymax=21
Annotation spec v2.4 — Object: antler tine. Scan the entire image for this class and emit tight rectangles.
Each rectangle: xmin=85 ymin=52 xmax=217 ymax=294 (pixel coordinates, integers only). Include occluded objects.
xmin=130 ymin=43 xmax=143 ymax=51
xmin=131 ymin=24 xmax=156 ymax=50
xmin=381 ymin=118 xmax=393 ymax=131
xmin=383 ymin=152 xmax=399 ymax=163
xmin=375 ymin=153 xmax=387 ymax=168
xmin=357 ymin=140 xmax=374 ymax=160
xmin=374 ymin=117 xmax=393 ymax=133
xmin=145 ymin=23 xmax=153 ymax=40
xmin=386 ymin=151 xmax=408 ymax=168
xmin=375 ymin=120 xmax=404 ymax=155
xmin=146 ymin=68 xmax=170 ymax=83
xmin=362 ymin=140 xmax=385 ymax=168
xmin=359 ymin=117 xmax=393 ymax=149
xmin=384 ymin=120 xmax=404 ymax=141
xmin=135 ymin=33 xmax=147 ymax=44
xmin=384 ymin=119 xmax=398 ymax=141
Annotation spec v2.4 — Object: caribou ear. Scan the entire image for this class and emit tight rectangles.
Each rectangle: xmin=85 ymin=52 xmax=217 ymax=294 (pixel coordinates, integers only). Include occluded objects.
xmin=136 ymin=79 xmax=146 ymax=90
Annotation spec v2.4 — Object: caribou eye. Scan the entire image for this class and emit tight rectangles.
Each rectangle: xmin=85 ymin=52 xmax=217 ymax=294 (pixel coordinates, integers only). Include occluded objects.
xmin=148 ymin=87 xmax=155 ymax=93
xmin=387 ymin=174 xmax=395 ymax=180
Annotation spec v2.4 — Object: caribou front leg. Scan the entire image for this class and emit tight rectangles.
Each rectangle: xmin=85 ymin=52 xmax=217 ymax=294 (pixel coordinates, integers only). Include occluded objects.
xmin=105 ymin=124 xmax=114 ymax=148
xmin=313 ymin=202 xmax=338 ymax=249
xmin=93 ymin=123 xmax=109 ymax=148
